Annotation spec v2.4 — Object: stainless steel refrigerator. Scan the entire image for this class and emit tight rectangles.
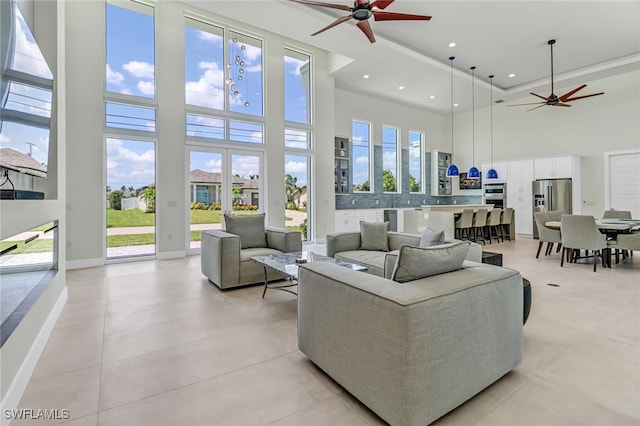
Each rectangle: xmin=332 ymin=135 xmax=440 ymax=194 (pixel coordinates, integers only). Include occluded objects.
xmin=532 ymin=178 xmax=572 ymax=238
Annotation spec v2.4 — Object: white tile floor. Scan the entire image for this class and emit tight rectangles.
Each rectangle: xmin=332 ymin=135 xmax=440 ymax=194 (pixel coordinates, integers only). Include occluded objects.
xmin=12 ymin=236 xmax=640 ymax=426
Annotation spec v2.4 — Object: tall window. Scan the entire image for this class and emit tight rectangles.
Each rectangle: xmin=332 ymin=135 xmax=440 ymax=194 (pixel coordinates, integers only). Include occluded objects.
xmin=352 ymin=120 xmax=371 ymax=192
xmin=285 ymin=155 xmax=310 ymax=241
xmin=409 ymin=130 xmax=424 ymax=193
xmin=382 ymin=125 xmax=399 ymax=193
xmin=106 ymin=1 xmax=155 ymax=98
xmin=284 ymin=49 xmax=310 ymax=124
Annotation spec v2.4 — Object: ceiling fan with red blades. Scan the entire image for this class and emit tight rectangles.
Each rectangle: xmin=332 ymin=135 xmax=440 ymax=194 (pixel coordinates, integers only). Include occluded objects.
xmin=288 ymin=0 xmax=431 ymax=43
xmin=510 ymin=39 xmax=604 ymax=111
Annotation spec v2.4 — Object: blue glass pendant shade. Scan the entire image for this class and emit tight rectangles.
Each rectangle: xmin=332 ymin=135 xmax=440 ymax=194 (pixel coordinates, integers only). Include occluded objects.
xmin=487 ymin=168 xmax=498 ymax=179
xmin=468 ymin=166 xmax=480 ymax=179
xmin=446 ymin=164 xmax=459 ymax=177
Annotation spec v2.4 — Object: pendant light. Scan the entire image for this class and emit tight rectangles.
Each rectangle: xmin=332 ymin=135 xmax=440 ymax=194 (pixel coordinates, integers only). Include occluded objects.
xmin=446 ymin=56 xmax=459 ymax=177
xmin=468 ymin=66 xmax=480 ymax=179
xmin=486 ymin=74 xmax=499 ymax=179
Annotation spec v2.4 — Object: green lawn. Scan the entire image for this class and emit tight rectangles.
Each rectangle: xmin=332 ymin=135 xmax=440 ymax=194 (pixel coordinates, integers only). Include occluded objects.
xmin=107 ymin=209 xmax=155 ymax=227
xmin=0 ymin=239 xmax=53 ymax=254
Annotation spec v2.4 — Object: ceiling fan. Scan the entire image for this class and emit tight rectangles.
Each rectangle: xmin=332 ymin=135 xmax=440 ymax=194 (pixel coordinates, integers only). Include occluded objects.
xmin=510 ymin=39 xmax=604 ymax=111
xmin=288 ymin=0 xmax=431 ymax=43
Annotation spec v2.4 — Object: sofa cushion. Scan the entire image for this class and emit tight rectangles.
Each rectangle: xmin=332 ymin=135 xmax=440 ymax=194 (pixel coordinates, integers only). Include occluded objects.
xmin=224 ymin=213 xmax=267 ymax=249
xmin=360 ymin=221 xmax=390 ymax=251
xmin=335 ymin=250 xmax=387 ymax=277
xmin=419 ymin=227 xmax=445 ymax=247
xmin=391 ymin=241 xmax=470 ymax=283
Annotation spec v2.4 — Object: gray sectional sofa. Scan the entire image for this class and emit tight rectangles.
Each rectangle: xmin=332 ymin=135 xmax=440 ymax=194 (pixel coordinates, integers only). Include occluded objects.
xmin=297 ymin=260 xmax=524 ymax=426
xmin=326 ymin=230 xmax=482 ymax=278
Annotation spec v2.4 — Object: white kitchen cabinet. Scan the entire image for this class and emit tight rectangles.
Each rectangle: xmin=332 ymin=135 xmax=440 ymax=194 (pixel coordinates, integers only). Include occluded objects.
xmin=534 ymin=156 xmax=576 ymax=179
xmin=481 ymin=162 xmax=508 ymax=181
xmin=507 ymin=160 xmax=534 ymax=235
xmin=334 ymin=209 xmax=384 ymax=232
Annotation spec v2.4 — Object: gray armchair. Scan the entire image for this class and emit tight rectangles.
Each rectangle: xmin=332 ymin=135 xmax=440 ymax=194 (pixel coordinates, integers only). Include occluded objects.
xmin=201 ymin=215 xmax=302 ymax=289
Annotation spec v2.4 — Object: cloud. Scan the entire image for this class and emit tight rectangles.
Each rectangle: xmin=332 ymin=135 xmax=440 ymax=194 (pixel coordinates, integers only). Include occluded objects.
xmin=185 ymin=61 xmax=225 ymax=109
xmin=106 ymin=139 xmax=155 ymax=186
xmin=231 ymin=155 xmax=260 ymax=178
xmin=137 ymin=80 xmax=155 ymax=96
xmin=355 ymin=156 xmax=369 ymax=165
xmin=285 ymin=129 xmax=309 ymax=148
xmin=106 ymin=64 xmax=124 ymax=86
xmin=12 ymin=14 xmax=52 ymax=78
xmin=284 ymin=56 xmax=308 ymax=76
xmin=205 ymin=157 xmax=222 ymax=171
xmin=285 ymin=160 xmax=307 ymax=173
xmin=120 ymin=88 xmax=133 ymax=95
xmin=383 ymin=151 xmax=398 ymax=170
xmin=197 ymin=30 xmax=222 ymax=44
xmin=123 ymin=61 xmax=155 ymax=79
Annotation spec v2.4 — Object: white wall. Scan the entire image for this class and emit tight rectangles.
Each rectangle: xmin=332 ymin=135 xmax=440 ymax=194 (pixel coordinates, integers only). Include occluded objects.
xmin=447 ymin=70 xmax=640 ymax=216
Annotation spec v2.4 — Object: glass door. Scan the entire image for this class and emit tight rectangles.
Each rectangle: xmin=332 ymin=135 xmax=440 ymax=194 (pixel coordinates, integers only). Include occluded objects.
xmin=187 ymin=148 xmax=263 ymax=250
xmin=106 ymin=138 xmax=156 ymax=259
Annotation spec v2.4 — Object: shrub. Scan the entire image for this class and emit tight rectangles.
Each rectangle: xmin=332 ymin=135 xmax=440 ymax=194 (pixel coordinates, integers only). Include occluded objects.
xmin=107 ymin=190 xmax=123 ymax=210
xmin=286 ymin=202 xmax=298 ymax=210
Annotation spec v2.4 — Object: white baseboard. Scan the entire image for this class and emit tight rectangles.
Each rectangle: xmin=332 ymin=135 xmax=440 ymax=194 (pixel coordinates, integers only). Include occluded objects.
xmin=157 ymin=251 xmax=186 ymax=260
xmin=66 ymin=257 xmax=103 ymax=270
xmin=1 ymin=287 xmax=68 ymax=426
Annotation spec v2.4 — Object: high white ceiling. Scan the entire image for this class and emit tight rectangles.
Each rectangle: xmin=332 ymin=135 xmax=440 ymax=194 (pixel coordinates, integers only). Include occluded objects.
xmin=186 ymin=0 xmax=640 ymax=113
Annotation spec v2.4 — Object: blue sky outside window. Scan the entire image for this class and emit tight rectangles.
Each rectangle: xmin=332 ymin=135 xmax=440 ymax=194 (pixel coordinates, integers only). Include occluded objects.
xmin=106 ymin=2 xmax=155 ymax=98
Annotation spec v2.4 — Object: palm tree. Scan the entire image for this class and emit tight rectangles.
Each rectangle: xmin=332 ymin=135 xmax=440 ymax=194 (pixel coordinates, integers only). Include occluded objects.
xmin=232 ymin=186 xmax=244 ymax=205
xmin=285 ymin=174 xmax=298 ymax=204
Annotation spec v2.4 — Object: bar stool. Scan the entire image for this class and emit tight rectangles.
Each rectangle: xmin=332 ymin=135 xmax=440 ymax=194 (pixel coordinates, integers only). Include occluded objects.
xmin=471 ymin=208 xmax=488 ymax=244
xmin=500 ymin=208 xmax=514 ymax=241
xmin=455 ymin=209 xmax=474 ymax=240
xmin=486 ymin=209 xmax=502 ymax=244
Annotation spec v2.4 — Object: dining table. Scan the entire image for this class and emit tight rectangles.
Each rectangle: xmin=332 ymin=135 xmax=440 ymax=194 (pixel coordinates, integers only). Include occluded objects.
xmin=545 ymin=218 xmax=640 ymax=267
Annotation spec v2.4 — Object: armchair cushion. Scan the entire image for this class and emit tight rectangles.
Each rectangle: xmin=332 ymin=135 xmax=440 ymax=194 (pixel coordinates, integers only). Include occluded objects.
xmin=360 ymin=221 xmax=390 ymax=251
xmin=224 ymin=213 xmax=267 ymax=249
xmin=391 ymin=241 xmax=470 ymax=283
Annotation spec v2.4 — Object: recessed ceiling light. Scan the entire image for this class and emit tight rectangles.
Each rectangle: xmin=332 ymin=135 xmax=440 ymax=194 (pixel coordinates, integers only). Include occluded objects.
xmin=398 ymin=86 xmax=405 ymax=90
xmin=363 ymin=74 xmax=370 ymax=79
xmin=429 ymin=95 xmax=435 ymax=99
xmin=449 ymin=42 xmax=456 ymax=48
xmin=508 ymin=73 xmax=516 ymax=78
xmin=454 ymin=103 xmax=459 ymax=107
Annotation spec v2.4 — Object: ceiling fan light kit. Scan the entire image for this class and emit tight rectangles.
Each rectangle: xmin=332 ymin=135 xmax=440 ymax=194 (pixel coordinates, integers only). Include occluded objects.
xmin=289 ymin=0 xmax=431 ymax=43
xmin=510 ymin=39 xmax=604 ymax=111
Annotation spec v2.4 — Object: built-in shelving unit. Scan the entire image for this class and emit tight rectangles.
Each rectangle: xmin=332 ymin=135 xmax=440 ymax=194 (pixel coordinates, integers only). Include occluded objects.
xmin=334 ymin=137 xmax=350 ymax=194
xmin=431 ymin=150 xmax=452 ymax=196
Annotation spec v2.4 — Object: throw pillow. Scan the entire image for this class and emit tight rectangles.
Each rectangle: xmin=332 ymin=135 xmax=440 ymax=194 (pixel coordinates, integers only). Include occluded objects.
xmin=419 ymin=227 xmax=445 ymax=247
xmin=360 ymin=221 xmax=390 ymax=251
xmin=224 ymin=213 xmax=267 ymax=249
xmin=391 ymin=241 xmax=470 ymax=283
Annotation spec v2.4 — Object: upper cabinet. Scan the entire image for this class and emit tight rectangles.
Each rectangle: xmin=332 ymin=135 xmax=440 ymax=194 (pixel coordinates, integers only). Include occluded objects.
xmin=534 ymin=156 xmax=577 ymax=179
xmin=334 ymin=137 xmax=350 ymax=194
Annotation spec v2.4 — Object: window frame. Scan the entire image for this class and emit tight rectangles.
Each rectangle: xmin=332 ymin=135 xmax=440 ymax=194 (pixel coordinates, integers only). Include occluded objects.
xmin=351 ymin=119 xmax=373 ymax=193
xmin=408 ymin=129 xmax=425 ymax=194
xmin=382 ymin=124 xmax=400 ymax=194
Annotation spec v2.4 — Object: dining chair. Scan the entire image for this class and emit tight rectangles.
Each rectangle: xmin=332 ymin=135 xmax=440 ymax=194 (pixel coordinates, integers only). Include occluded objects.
xmin=486 ymin=209 xmax=502 ymax=244
xmin=609 ymin=230 xmax=639 ymax=263
xmin=534 ymin=212 xmax=562 ymax=258
xmin=471 ymin=209 xmax=488 ymax=244
xmin=454 ymin=209 xmax=474 ymax=240
xmin=602 ymin=210 xmax=632 ymax=219
xmin=500 ymin=208 xmax=514 ymax=241
xmin=560 ymin=214 xmax=611 ymax=272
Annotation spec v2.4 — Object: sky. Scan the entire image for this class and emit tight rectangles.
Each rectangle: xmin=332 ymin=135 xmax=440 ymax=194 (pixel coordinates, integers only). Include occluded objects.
xmin=103 ymin=2 xmax=311 ymax=199
xmin=0 ymin=2 xmax=53 ymax=169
